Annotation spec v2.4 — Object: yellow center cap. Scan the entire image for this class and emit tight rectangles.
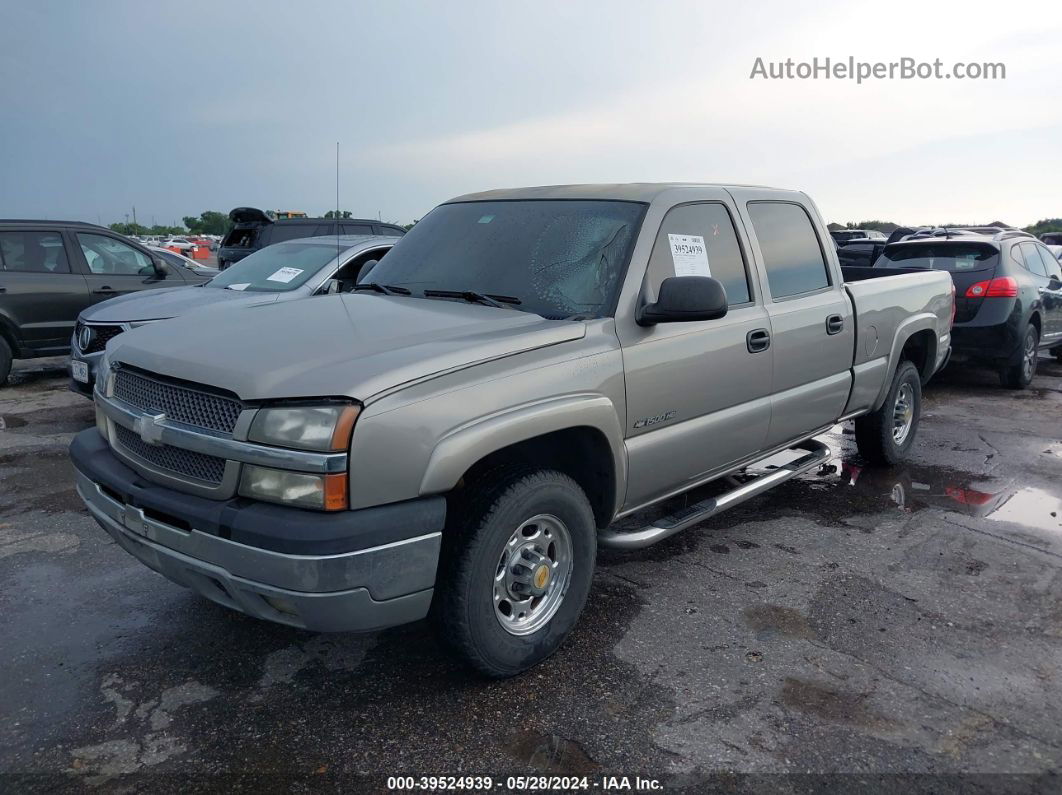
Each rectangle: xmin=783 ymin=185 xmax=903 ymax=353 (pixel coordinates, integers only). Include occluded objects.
xmin=533 ymin=564 xmax=550 ymax=590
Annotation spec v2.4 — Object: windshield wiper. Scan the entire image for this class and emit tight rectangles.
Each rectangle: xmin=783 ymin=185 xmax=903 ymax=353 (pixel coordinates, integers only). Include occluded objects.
xmin=351 ymin=282 xmax=411 ymax=296
xmin=422 ymin=289 xmax=521 ymax=308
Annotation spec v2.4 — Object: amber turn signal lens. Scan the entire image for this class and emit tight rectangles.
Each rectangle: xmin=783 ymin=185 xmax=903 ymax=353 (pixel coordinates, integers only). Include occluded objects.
xmin=323 ymin=472 xmax=349 ymax=511
xmin=330 ymin=405 xmax=361 ymax=451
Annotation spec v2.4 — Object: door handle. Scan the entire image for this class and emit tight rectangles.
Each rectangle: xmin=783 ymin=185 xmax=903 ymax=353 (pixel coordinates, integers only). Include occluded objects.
xmin=826 ymin=314 xmax=844 ymax=335
xmin=746 ymin=328 xmax=771 ymax=353
xmin=0 ymin=286 xmax=6 ymax=293
xmin=93 ymin=286 xmax=116 ymax=294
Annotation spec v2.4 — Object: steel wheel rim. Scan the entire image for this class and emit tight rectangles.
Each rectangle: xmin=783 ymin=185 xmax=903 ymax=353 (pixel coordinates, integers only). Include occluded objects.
xmin=493 ymin=513 xmax=573 ymax=636
xmin=1022 ymin=334 xmax=1036 ymax=380
xmin=892 ymin=383 xmax=914 ymax=444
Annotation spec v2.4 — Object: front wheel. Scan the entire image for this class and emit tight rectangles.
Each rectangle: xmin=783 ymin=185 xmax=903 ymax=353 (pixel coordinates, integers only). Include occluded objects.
xmin=854 ymin=360 xmax=922 ymax=467
xmin=1000 ymin=324 xmax=1038 ymax=389
xmin=0 ymin=336 xmax=12 ymax=387
xmin=433 ymin=469 xmax=597 ymax=677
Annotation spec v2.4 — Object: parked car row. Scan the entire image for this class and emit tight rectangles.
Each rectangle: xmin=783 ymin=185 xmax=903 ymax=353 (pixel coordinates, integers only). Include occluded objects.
xmin=217 ymin=207 xmax=406 ymax=270
xmin=64 ymin=183 xmax=956 ymax=676
xmin=0 ymin=220 xmax=213 ymax=384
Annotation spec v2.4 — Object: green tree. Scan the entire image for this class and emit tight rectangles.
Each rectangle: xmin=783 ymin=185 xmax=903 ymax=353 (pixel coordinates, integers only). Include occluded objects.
xmin=323 ymin=210 xmax=354 ymax=219
xmin=183 ymin=211 xmax=232 ymax=235
xmin=1024 ymin=218 xmax=1062 ymax=235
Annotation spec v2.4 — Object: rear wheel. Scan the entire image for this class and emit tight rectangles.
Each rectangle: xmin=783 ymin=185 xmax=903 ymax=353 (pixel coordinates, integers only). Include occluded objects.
xmin=854 ymin=360 xmax=921 ymax=467
xmin=0 ymin=336 xmax=12 ymax=387
xmin=433 ymin=468 xmax=597 ymax=677
xmin=1000 ymin=324 xmax=1038 ymax=389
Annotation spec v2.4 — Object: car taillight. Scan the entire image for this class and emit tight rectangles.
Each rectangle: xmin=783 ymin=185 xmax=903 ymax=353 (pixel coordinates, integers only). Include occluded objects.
xmin=965 ymin=277 xmax=1017 ymax=298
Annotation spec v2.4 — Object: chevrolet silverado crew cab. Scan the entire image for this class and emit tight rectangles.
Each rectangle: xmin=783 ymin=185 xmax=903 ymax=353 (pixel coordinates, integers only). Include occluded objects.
xmin=70 ymin=184 xmax=953 ymax=677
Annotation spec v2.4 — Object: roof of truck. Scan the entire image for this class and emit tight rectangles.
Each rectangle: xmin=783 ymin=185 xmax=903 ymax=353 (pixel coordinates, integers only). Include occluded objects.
xmin=445 ymin=182 xmax=787 ymax=203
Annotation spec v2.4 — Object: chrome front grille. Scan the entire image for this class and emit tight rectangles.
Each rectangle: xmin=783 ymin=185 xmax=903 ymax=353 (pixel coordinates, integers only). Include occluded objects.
xmin=77 ymin=322 xmax=124 ymax=354
xmin=114 ymin=368 xmax=243 ymax=435
xmin=114 ymin=424 xmax=226 ymax=485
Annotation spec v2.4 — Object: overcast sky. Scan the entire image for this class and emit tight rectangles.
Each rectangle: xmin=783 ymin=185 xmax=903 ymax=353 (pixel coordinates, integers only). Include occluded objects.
xmin=2 ymin=0 xmax=1059 ymax=228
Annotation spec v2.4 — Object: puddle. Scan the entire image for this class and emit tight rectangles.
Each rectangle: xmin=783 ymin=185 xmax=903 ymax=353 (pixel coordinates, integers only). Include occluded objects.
xmin=986 ymin=488 xmax=1062 ymax=534
xmin=505 ymin=732 xmax=600 ymax=776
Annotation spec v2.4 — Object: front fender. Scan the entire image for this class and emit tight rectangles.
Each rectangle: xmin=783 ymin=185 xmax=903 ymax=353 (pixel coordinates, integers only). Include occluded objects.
xmin=419 ymin=394 xmax=627 ymax=515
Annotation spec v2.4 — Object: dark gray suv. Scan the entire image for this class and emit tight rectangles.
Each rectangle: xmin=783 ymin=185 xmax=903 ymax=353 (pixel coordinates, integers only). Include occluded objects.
xmin=0 ymin=220 xmax=209 ymax=385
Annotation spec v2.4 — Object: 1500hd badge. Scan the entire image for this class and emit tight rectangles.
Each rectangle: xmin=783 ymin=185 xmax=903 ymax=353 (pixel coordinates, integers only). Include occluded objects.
xmin=633 ymin=410 xmax=676 ymax=429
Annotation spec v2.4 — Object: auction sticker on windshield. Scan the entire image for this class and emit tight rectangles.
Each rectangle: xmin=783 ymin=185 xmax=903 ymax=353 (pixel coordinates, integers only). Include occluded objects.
xmin=668 ymin=234 xmax=711 ymax=277
xmin=267 ymin=267 xmax=304 ymax=283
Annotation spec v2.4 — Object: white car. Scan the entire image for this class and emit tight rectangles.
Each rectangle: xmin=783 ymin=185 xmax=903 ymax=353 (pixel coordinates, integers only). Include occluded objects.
xmin=160 ymin=237 xmax=198 ymax=254
xmin=149 ymin=246 xmax=219 ymax=277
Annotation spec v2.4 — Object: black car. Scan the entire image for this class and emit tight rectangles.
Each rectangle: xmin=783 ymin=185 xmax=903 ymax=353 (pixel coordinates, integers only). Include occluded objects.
xmin=217 ymin=207 xmax=406 ymax=270
xmin=873 ymin=231 xmax=1062 ymax=388
xmin=0 ymin=220 xmax=209 ymax=385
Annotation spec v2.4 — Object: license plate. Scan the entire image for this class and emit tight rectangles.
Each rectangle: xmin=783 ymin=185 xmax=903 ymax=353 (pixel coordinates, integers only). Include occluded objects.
xmin=71 ymin=360 xmax=89 ymax=383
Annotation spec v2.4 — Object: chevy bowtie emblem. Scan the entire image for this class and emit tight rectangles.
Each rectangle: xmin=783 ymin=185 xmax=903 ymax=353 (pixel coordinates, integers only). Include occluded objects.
xmin=134 ymin=413 xmax=167 ymax=446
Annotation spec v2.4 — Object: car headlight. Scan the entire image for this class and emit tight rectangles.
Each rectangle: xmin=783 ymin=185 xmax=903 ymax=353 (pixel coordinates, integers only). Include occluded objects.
xmin=96 ymin=354 xmax=115 ymax=397
xmin=247 ymin=404 xmax=360 ymax=451
xmin=239 ymin=465 xmax=348 ymax=511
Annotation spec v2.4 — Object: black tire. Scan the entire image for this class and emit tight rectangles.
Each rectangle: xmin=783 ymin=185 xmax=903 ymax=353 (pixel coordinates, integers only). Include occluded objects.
xmin=854 ymin=360 xmax=921 ymax=467
xmin=433 ymin=468 xmax=597 ymax=678
xmin=0 ymin=336 xmax=12 ymax=387
xmin=1000 ymin=324 xmax=1038 ymax=389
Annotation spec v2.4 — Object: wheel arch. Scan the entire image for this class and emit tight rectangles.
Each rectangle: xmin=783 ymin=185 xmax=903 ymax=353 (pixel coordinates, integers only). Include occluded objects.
xmin=871 ymin=315 xmax=939 ymax=410
xmin=419 ymin=395 xmax=626 ymax=529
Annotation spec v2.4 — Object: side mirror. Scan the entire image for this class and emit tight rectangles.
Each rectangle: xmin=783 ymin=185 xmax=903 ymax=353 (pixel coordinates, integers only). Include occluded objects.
xmin=324 ymin=278 xmax=341 ymax=295
xmin=1049 ymin=275 xmax=1062 ymax=290
xmin=358 ymin=259 xmax=379 ymax=282
xmin=636 ymin=276 xmax=728 ymax=326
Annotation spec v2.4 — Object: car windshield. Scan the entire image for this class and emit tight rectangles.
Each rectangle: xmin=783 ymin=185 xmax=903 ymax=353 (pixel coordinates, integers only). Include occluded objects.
xmin=366 ymin=200 xmax=645 ymax=319
xmin=207 ymin=241 xmax=340 ymax=292
xmin=878 ymin=242 xmax=999 ymax=272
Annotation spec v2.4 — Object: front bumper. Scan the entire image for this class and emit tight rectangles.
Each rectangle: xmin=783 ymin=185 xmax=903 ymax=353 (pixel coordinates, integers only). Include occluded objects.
xmin=70 ymin=429 xmax=444 ymax=632
xmin=69 ymin=348 xmax=104 ymax=396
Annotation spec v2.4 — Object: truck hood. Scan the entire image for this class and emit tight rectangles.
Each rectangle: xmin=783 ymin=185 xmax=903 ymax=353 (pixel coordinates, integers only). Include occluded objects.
xmin=108 ymin=294 xmax=585 ymax=401
xmin=81 ymin=286 xmax=280 ymax=323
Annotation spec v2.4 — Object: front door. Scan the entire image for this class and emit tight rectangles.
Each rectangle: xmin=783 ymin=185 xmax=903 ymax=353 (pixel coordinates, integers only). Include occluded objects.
xmin=0 ymin=229 xmax=89 ymax=353
xmin=1025 ymin=243 xmax=1062 ymax=343
xmin=619 ymin=198 xmax=774 ymax=510
xmin=73 ymin=231 xmax=175 ymax=303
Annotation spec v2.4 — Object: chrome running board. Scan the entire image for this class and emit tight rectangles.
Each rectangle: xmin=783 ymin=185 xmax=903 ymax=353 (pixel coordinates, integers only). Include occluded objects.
xmin=598 ymin=439 xmax=831 ymax=550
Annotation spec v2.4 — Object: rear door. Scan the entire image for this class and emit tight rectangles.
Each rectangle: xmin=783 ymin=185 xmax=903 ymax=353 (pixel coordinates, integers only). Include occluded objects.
xmin=73 ymin=231 xmax=175 ymax=302
xmin=0 ymin=228 xmax=89 ymax=353
xmin=1023 ymin=243 xmax=1062 ymax=343
xmin=734 ymin=193 xmax=855 ymax=447
xmin=620 ymin=194 xmax=774 ymax=508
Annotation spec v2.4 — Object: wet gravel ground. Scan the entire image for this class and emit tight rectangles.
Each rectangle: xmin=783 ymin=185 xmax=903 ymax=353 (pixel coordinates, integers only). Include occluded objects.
xmin=1 ymin=355 xmax=1060 ymax=792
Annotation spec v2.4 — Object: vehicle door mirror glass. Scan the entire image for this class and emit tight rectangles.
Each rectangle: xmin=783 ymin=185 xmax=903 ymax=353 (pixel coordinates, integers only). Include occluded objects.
xmin=358 ymin=259 xmax=379 ymax=282
xmin=324 ymin=278 xmax=341 ymax=295
xmin=637 ymin=276 xmax=728 ymax=326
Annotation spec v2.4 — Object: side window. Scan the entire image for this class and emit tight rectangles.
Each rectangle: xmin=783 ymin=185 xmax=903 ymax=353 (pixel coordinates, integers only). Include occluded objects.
xmin=747 ymin=202 xmax=831 ymax=299
xmin=341 ymin=223 xmax=373 ymax=235
xmin=0 ymin=230 xmax=71 ymax=273
xmin=1033 ymin=245 xmax=1060 ymax=280
xmin=268 ymin=225 xmax=316 ymax=243
xmin=1019 ymin=243 xmax=1048 ymax=277
xmin=77 ymin=233 xmax=153 ymax=275
xmin=313 ymin=224 xmax=335 ymax=236
xmin=646 ymin=203 xmax=751 ymax=305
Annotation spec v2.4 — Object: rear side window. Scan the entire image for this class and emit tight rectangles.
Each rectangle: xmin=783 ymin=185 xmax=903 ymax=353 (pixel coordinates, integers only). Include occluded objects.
xmin=267 ymin=224 xmax=318 ymax=244
xmin=340 ymin=223 xmax=373 ymax=235
xmin=747 ymin=202 xmax=830 ymax=299
xmin=1017 ymin=243 xmax=1048 ymax=277
xmin=646 ymin=203 xmax=751 ymax=305
xmin=313 ymin=224 xmax=335 ymax=236
xmin=0 ymin=230 xmax=71 ymax=273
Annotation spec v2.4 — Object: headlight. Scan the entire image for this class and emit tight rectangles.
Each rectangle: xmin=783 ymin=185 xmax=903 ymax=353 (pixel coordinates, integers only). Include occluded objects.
xmin=248 ymin=404 xmax=359 ymax=451
xmin=239 ymin=465 xmax=348 ymax=511
xmin=97 ymin=355 xmax=115 ymax=397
